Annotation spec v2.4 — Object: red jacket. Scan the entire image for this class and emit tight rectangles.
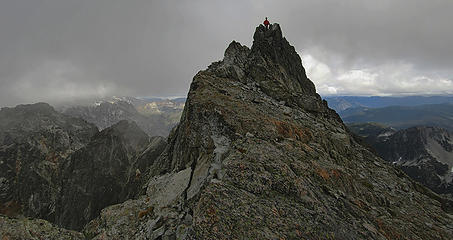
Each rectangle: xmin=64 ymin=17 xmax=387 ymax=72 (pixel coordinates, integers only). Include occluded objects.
xmin=264 ymin=19 xmax=270 ymax=26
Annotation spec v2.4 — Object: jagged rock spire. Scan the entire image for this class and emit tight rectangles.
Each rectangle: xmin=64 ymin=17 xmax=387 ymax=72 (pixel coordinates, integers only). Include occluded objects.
xmin=209 ymin=23 xmax=324 ymax=112
xmin=249 ymin=23 xmax=317 ymax=97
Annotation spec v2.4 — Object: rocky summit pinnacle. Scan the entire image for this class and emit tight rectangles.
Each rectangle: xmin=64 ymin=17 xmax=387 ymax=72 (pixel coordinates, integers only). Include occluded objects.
xmin=209 ymin=23 xmax=324 ymax=113
xmin=251 ymin=24 xmax=315 ymax=96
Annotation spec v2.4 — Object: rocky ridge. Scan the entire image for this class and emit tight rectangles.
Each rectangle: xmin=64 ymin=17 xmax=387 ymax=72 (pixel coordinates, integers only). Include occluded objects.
xmin=1 ymin=215 xmax=84 ymax=240
xmin=83 ymin=24 xmax=453 ymax=239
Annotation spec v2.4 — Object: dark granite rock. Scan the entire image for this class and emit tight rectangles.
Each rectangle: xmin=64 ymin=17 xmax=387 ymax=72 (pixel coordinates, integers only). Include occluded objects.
xmin=56 ymin=120 xmax=162 ymax=230
xmin=0 ymin=215 xmax=84 ymax=240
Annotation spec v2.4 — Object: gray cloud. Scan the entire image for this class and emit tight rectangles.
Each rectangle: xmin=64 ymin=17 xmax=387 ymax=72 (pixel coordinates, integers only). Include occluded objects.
xmin=1 ymin=0 xmax=453 ymax=106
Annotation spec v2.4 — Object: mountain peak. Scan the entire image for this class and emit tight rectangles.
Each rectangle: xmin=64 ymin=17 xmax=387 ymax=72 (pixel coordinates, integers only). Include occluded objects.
xmin=252 ymin=23 xmax=283 ymax=46
xmin=80 ymin=23 xmax=453 ymax=239
xmin=250 ymin=23 xmax=316 ymax=98
xmin=208 ymin=23 xmax=325 ymax=112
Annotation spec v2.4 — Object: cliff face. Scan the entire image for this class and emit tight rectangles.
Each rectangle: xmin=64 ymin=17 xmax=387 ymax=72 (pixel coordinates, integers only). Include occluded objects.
xmin=392 ymin=127 xmax=453 ymax=197
xmin=0 ymin=103 xmax=98 ymax=221
xmin=56 ymin=120 xmax=162 ymax=230
xmin=85 ymin=24 xmax=453 ymax=239
xmin=352 ymin=125 xmax=453 ymax=198
xmin=0 ymin=103 xmax=167 ymax=232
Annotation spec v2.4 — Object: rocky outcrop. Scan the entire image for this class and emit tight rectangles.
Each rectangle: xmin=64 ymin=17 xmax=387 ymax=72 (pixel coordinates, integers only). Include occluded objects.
xmin=0 ymin=103 xmax=98 ymax=221
xmin=210 ymin=24 xmax=325 ymax=114
xmin=0 ymin=215 xmax=84 ymax=240
xmin=351 ymin=125 xmax=453 ymax=198
xmin=85 ymin=24 xmax=453 ymax=239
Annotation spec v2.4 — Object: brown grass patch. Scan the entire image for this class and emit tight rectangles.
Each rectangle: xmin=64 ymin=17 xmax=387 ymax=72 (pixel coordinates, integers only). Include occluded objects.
xmin=316 ymin=168 xmax=330 ymax=180
xmin=376 ymin=218 xmax=403 ymax=240
xmin=316 ymin=168 xmax=342 ymax=181
xmin=271 ymin=207 xmax=279 ymax=216
xmin=206 ymin=207 xmax=219 ymax=223
xmin=271 ymin=120 xmax=311 ymax=142
xmin=237 ymin=148 xmax=246 ymax=154
xmin=352 ymin=199 xmax=364 ymax=209
xmin=138 ymin=206 xmax=154 ymax=219
xmin=330 ymin=169 xmax=341 ymax=178
xmin=45 ymin=152 xmax=60 ymax=164
xmin=0 ymin=201 xmax=22 ymax=217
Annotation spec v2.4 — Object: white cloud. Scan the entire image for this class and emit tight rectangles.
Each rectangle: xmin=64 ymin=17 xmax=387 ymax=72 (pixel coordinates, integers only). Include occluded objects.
xmin=301 ymin=53 xmax=453 ymax=96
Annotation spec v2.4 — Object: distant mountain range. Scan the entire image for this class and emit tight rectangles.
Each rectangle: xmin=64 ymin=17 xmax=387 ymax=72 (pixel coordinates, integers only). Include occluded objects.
xmin=349 ymin=123 xmax=453 ymax=199
xmin=330 ymin=96 xmax=453 ymax=200
xmin=59 ymin=96 xmax=185 ymax=137
xmin=325 ymin=96 xmax=453 ymax=131
xmin=340 ymin=103 xmax=453 ymax=131
xmin=325 ymin=95 xmax=453 ymax=112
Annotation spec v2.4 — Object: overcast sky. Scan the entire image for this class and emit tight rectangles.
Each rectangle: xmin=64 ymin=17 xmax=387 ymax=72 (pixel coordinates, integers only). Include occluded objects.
xmin=1 ymin=0 xmax=453 ymax=106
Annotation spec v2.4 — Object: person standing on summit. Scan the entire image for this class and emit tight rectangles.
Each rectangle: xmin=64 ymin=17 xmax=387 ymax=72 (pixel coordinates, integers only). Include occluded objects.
xmin=263 ymin=17 xmax=270 ymax=29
